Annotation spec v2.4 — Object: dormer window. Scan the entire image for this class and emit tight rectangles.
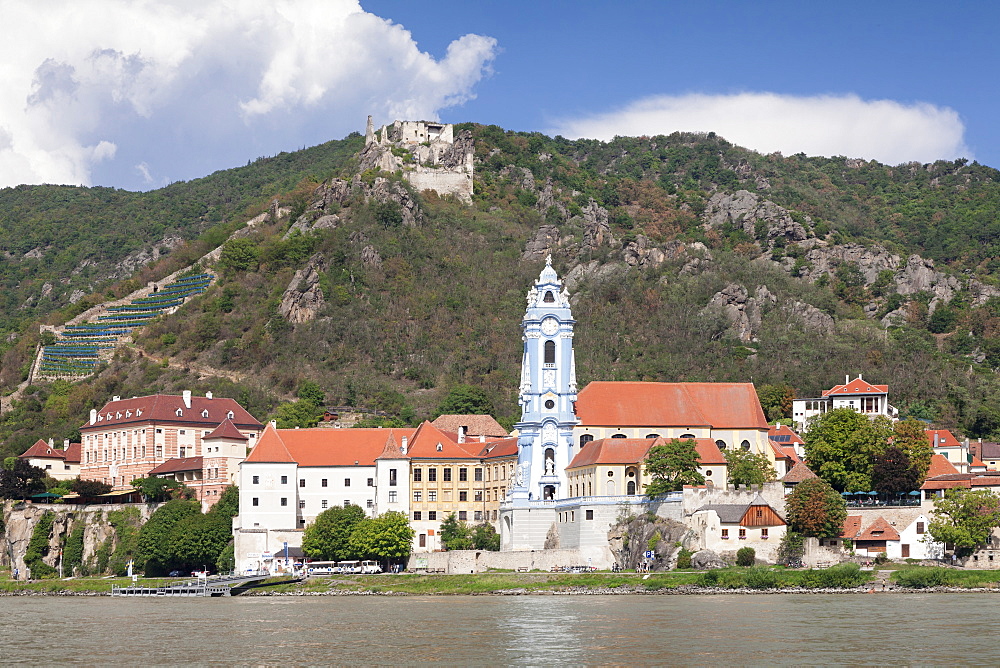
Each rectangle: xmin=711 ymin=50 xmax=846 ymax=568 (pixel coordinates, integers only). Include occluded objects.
xmin=136 ymin=409 xmax=142 ymax=417
xmin=227 ymin=411 xmax=234 ymax=419
xmin=125 ymin=410 xmax=132 ymax=418
xmin=436 ymin=443 xmax=443 ymax=452
xmin=202 ymin=409 xmax=209 ymax=418
xmin=176 ymin=409 xmax=183 ymax=417
xmin=116 ymin=412 xmax=122 ymax=419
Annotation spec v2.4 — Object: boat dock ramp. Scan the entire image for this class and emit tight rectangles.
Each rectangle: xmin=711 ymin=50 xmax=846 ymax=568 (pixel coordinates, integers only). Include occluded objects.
xmin=112 ymin=572 xmax=299 ymax=597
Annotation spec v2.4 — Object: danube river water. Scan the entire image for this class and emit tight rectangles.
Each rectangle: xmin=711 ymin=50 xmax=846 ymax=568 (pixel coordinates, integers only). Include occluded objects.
xmin=1 ymin=593 xmax=997 ymax=665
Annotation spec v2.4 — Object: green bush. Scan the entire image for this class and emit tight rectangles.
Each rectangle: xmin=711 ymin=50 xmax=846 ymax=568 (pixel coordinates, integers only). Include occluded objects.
xmin=743 ymin=565 xmax=779 ymax=590
xmin=895 ymin=567 xmax=947 ymax=588
xmin=24 ymin=512 xmax=57 ymax=578
xmin=799 ymin=563 xmax=868 ymax=589
xmin=675 ymin=548 xmax=693 ymax=570
xmin=63 ymin=523 xmax=85 ymax=576
xmin=736 ymin=546 xmax=756 ymax=566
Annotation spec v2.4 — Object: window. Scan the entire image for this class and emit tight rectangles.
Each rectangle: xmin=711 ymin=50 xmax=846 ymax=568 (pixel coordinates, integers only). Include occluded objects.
xmin=428 ymin=491 xmax=437 ymax=502
xmin=474 ymin=491 xmax=483 ymax=502
xmin=299 ymin=479 xmax=305 ymax=487
xmin=280 ymin=498 xmax=287 ymax=507
xmin=413 ymin=511 xmax=422 ymax=520
xmin=428 ymin=511 xmax=437 ymax=521
xmin=345 ymin=478 xmax=351 ymax=487
xmin=580 ymin=434 xmax=594 ymax=447
xmin=459 ymin=468 xmax=468 ymax=482
xmin=459 ymin=511 xmax=467 ymax=521
xmin=367 ymin=478 xmax=374 ymax=487
xmin=611 ymin=434 xmax=626 ymax=439
xmin=389 ymin=469 xmax=397 ymax=486
xmin=443 ymin=468 xmax=452 ymax=482
xmin=761 ymin=528 xmax=769 ymax=539
xmin=428 ymin=468 xmax=437 ymax=482
xmin=201 ymin=409 xmax=209 ymax=418
xmin=322 ymin=479 xmax=328 ymax=487
xmin=252 ymin=498 xmax=259 ymax=506
xmin=413 ymin=468 xmax=422 ymax=482
xmin=544 ymin=399 xmax=555 ymax=409
xmin=322 ymin=500 xmax=328 ymax=509
xmin=585 ymin=509 xmax=594 ymax=520
xmin=252 ymin=475 xmax=260 ymax=485
xmin=459 ymin=491 xmax=468 ymax=502
xmin=280 ymin=475 xmax=287 ymax=485
xmin=741 ymin=440 xmax=751 ymax=451
xmin=739 ymin=528 xmax=746 ymax=539
xmin=917 ymin=522 xmax=925 ymax=534
xmin=474 ymin=511 xmax=483 ymax=521
xmin=544 ymin=290 xmax=555 ymax=303
xmin=715 ymin=439 xmax=727 ymax=450
xmin=680 ymin=433 xmax=696 ymax=439
xmin=414 ymin=491 xmax=422 ymax=502
xmin=344 ymin=500 xmax=351 ymax=508
xmin=544 ymin=340 xmax=555 ymax=364
xmin=721 ymin=529 xmax=729 ymax=539
xmin=299 ymin=500 xmax=305 ymax=509
xmin=474 ymin=468 xmax=483 ymax=481
xmin=367 ymin=499 xmax=373 ymax=508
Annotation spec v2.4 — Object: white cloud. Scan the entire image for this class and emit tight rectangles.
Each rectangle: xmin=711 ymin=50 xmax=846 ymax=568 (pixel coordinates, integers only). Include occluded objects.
xmin=550 ymin=92 xmax=970 ymax=165
xmin=0 ymin=0 xmax=497 ymax=189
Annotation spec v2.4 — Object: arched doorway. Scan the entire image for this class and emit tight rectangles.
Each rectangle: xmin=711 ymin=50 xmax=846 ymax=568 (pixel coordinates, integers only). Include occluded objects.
xmin=543 ymin=485 xmax=556 ymax=500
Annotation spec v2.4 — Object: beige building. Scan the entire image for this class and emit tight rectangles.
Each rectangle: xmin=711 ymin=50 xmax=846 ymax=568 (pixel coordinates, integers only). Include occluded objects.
xmin=18 ymin=439 xmax=81 ymax=481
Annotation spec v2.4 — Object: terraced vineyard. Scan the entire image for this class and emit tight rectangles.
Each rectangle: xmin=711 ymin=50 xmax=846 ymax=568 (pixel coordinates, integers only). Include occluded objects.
xmin=36 ymin=273 xmax=214 ymax=379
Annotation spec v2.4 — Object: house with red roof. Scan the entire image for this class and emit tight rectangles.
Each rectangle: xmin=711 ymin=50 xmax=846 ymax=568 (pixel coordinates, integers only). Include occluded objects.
xmin=926 ymin=429 xmax=971 ymax=474
xmin=573 ymin=381 xmax=775 ymax=469
xmin=688 ymin=493 xmax=787 ymax=561
xmin=836 ymin=512 xmax=942 ymax=560
xmin=79 ymin=390 xmax=263 ymax=493
xmin=19 ymin=438 xmax=80 ymax=481
xmin=564 ymin=437 xmax=728 ymax=498
xmin=792 ymin=375 xmax=898 ymax=432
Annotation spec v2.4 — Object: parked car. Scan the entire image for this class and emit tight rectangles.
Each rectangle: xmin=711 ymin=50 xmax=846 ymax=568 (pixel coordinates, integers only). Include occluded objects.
xmin=168 ymin=570 xmax=183 ymax=577
xmin=191 ymin=570 xmax=210 ymax=578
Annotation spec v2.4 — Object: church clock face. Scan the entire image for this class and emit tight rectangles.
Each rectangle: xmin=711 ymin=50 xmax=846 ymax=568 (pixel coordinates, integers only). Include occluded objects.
xmin=541 ymin=317 xmax=558 ymax=336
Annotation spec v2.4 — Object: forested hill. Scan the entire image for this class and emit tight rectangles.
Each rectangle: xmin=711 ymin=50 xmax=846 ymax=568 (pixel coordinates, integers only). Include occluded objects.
xmin=3 ymin=124 xmax=1000 ymax=459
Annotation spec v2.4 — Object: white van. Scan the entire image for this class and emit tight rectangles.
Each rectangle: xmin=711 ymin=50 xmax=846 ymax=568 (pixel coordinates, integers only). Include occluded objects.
xmin=361 ymin=560 xmax=383 ymax=574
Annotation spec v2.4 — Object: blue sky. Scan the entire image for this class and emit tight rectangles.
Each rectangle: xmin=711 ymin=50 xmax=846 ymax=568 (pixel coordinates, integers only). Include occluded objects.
xmin=1 ymin=1 xmax=996 ymax=191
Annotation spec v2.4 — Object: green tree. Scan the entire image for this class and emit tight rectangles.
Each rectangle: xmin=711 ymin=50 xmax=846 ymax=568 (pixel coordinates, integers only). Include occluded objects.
xmin=132 ymin=476 xmax=193 ymax=502
xmin=725 ymin=449 xmax=777 ymax=487
xmin=736 ymin=546 xmax=756 ymax=567
xmin=870 ymin=447 xmax=920 ymax=496
xmin=644 ymin=438 xmax=705 ymax=494
xmin=803 ymin=408 xmax=893 ymax=491
xmin=217 ymin=238 xmax=260 ymax=274
xmin=472 ymin=523 xmax=501 ymax=551
xmin=302 ymin=504 xmax=366 ymax=560
xmin=212 ymin=485 xmax=240 ymax=518
xmin=348 ymin=511 xmax=414 ymax=563
xmin=296 ymin=380 xmax=326 ymax=407
xmin=71 ymin=477 xmax=112 ymax=497
xmin=271 ymin=400 xmax=323 ymax=429
xmin=169 ymin=512 xmax=233 ymax=571
xmin=756 ymin=383 xmax=795 ymax=422
xmin=0 ymin=458 xmax=46 ymax=500
xmin=928 ymin=488 xmax=1000 ymax=555
xmin=436 ymin=385 xmax=494 ymax=417
xmin=439 ymin=513 xmax=473 ymax=550
xmin=134 ymin=499 xmax=201 ymax=574
xmin=892 ymin=419 xmax=934 ymax=481
xmin=785 ymin=477 xmax=848 ymax=538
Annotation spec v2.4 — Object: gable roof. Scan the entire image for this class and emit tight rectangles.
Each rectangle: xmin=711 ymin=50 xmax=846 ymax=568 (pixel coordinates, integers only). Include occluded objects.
xmin=855 ymin=516 xmax=900 ymax=542
xmin=693 ymin=495 xmax=783 ymax=525
xmin=575 ymin=382 xmax=768 ymax=430
xmin=63 ymin=442 xmax=81 ymax=464
xmin=979 ymin=441 xmax=1000 ymax=460
xmin=926 ymin=429 xmax=961 ymax=448
xmin=204 ymin=418 xmax=249 ymax=441
xmin=478 ymin=437 xmax=519 ymax=459
xmin=19 ymin=439 xmax=66 ymax=460
xmin=567 ymin=438 xmax=653 ymax=469
xmin=768 ymin=424 xmax=804 ymax=445
xmin=431 ymin=415 xmax=508 ymax=439
xmin=148 ymin=457 xmax=203 ymax=475
xmin=926 ymin=454 xmax=961 ymax=477
xmin=840 ymin=515 xmax=863 ymax=539
xmin=375 ymin=431 xmax=409 ymax=460
xmin=822 ymin=378 xmax=888 ymax=397
xmin=781 ymin=461 xmax=818 ymax=483
xmin=83 ymin=394 xmax=263 ymax=431
xmin=406 ymin=421 xmax=480 ymax=459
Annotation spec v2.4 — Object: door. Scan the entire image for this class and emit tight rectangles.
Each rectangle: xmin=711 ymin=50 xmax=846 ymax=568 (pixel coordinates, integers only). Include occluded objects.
xmin=901 ymin=544 xmax=910 ymax=558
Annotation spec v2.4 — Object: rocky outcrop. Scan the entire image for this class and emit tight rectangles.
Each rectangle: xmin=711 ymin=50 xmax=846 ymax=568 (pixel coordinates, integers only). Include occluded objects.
xmin=608 ymin=514 xmax=689 ymax=571
xmin=702 ymin=284 xmax=776 ymax=343
xmin=522 ymin=225 xmax=561 ymax=261
xmin=580 ymin=199 xmax=613 ymax=253
xmin=691 ymin=549 xmax=729 ymax=570
xmin=105 ymin=234 xmax=185 ymax=281
xmin=703 ymin=190 xmax=808 ymax=244
xmin=278 ymin=253 xmax=328 ymax=324
xmin=563 ymin=260 xmax=628 ymax=292
xmin=360 ymin=244 xmax=382 ymax=271
xmin=291 ymin=175 xmax=423 ymax=237
xmin=621 ymin=235 xmax=666 ymax=267
xmin=783 ymin=300 xmax=835 ymax=334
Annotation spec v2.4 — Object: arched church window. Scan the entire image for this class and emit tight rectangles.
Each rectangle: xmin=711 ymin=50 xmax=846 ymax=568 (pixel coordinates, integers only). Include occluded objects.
xmin=544 ymin=340 xmax=555 ymax=364
xmin=716 ymin=439 xmax=727 ymax=450
xmin=627 ymin=480 xmax=636 ymax=495
xmin=645 ymin=433 xmax=660 ymax=439
xmin=543 ymin=291 xmax=555 ymax=303
xmin=741 ymin=440 xmax=751 ymax=451
xmin=580 ymin=434 xmax=594 ymax=447
xmin=680 ymin=433 xmax=695 ymax=439
xmin=611 ymin=433 xmax=627 ymax=439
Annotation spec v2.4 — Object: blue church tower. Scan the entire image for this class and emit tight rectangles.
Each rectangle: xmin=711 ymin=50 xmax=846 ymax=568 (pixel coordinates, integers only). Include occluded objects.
xmin=511 ymin=256 xmax=579 ymax=503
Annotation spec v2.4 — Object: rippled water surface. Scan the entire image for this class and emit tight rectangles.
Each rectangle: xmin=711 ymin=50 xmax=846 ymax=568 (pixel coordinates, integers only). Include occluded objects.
xmin=1 ymin=593 xmax=997 ymax=665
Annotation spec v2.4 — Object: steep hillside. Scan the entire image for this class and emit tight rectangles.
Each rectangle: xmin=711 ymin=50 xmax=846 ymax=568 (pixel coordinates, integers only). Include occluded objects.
xmin=4 ymin=125 xmax=1000 ymax=458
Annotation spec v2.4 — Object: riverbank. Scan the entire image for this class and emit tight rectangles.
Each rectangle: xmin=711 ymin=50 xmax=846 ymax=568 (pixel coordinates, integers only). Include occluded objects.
xmin=4 ymin=566 xmax=1000 ymax=596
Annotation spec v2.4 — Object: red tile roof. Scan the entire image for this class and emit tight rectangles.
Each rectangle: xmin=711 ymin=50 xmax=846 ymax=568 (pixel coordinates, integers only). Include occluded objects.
xmin=406 ymin=421 xmax=480 ymax=459
xmin=83 ymin=394 xmax=263 ymax=431
xmin=821 ymin=378 xmax=888 ymax=397
xmin=855 ymin=516 xmax=900 ymax=542
xmin=375 ymin=431 xmax=409 ymax=460
xmin=575 ymin=382 xmax=768 ymax=429
xmin=926 ymin=454 xmax=961 ymax=477
xmin=244 ymin=425 xmax=296 ymax=464
xmin=431 ymin=415 xmax=508 ymax=439
xmin=63 ymin=442 xmax=81 ymax=464
xmin=840 ymin=515 xmax=863 ymax=539
xmin=148 ymin=457 xmax=203 ymax=475
xmin=926 ymin=429 xmax=961 ymax=447
xmin=478 ymin=437 xmax=519 ymax=459
xmin=19 ymin=439 xmax=66 ymax=460
xmin=204 ymin=418 xmax=249 ymax=441
xmin=781 ymin=461 xmax=818 ymax=483
xmin=566 ymin=437 xmax=726 ymax=469
xmin=768 ymin=424 xmax=804 ymax=445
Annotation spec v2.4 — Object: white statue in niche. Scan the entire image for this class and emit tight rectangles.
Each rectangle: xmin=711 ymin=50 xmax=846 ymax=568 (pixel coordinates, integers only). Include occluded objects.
xmin=545 ymin=456 xmax=555 ymax=475
xmin=559 ymin=287 xmax=570 ymax=307
xmin=515 ymin=461 xmax=529 ymax=486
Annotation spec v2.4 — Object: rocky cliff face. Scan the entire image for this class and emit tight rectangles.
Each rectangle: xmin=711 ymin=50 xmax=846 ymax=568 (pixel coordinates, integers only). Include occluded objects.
xmin=702 ymin=284 xmax=777 ymax=343
xmin=704 ymin=190 xmax=809 ymax=245
xmin=278 ymin=253 xmax=329 ymax=324
xmin=289 ymin=174 xmax=424 ymax=238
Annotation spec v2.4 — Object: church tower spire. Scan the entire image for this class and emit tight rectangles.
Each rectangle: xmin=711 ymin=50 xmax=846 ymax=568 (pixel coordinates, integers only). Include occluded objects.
xmin=511 ymin=256 xmax=579 ymax=503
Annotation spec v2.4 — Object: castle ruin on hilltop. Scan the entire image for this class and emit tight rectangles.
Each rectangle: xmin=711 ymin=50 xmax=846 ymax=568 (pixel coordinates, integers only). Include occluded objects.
xmin=361 ymin=116 xmax=474 ymax=203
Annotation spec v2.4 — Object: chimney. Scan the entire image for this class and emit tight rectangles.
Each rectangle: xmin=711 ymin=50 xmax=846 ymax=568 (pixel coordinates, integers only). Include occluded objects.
xmin=113 ymin=395 xmax=120 ymax=402
xmin=270 ymin=420 xmax=277 ymax=429
xmin=183 ymin=390 xmax=192 ymax=409
xmin=858 ymin=373 xmax=863 ymax=381
xmin=459 ymin=426 xmax=467 ymax=444
xmin=90 ymin=409 xmax=97 ymax=425
xmin=206 ymin=391 xmax=213 ymax=400
xmin=48 ymin=438 xmax=54 ymax=448
xmin=63 ymin=439 xmax=69 ymax=450
xmin=480 ymin=434 xmax=486 ymax=443
xmin=845 ymin=375 xmax=850 ymax=385
xmin=934 ymin=432 xmax=940 ymax=448
xmin=401 ymin=436 xmax=408 ymax=455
